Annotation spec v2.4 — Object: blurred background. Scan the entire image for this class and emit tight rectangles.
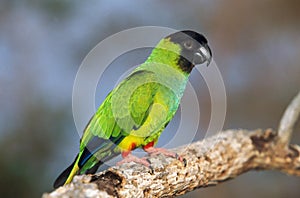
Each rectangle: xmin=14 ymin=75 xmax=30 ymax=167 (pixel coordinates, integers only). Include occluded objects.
xmin=1 ymin=0 xmax=300 ymax=197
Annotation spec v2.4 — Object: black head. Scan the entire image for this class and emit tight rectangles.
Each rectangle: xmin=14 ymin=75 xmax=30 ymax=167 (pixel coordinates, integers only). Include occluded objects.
xmin=166 ymin=30 xmax=212 ymax=73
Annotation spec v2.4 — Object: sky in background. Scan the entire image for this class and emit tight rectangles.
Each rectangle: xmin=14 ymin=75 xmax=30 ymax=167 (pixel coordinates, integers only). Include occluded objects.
xmin=0 ymin=0 xmax=300 ymax=197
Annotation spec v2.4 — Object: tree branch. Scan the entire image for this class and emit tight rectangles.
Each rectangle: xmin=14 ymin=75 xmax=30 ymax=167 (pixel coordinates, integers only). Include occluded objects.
xmin=43 ymin=92 xmax=300 ymax=198
xmin=278 ymin=91 xmax=300 ymax=148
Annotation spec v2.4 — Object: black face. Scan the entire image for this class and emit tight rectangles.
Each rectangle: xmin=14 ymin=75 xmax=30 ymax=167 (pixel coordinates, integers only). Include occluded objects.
xmin=166 ymin=30 xmax=212 ymax=73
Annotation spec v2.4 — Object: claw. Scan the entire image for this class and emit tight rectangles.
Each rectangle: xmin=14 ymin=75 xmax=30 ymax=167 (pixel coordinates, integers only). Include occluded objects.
xmin=117 ymin=154 xmax=155 ymax=173
xmin=117 ymin=153 xmax=150 ymax=167
xmin=144 ymin=147 xmax=176 ymax=157
xmin=175 ymin=153 xmax=187 ymax=166
xmin=182 ymin=158 xmax=187 ymax=167
xmin=117 ymin=145 xmax=186 ymax=171
xmin=145 ymin=158 xmax=154 ymax=174
xmin=143 ymin=146 xmax=186 ymax=166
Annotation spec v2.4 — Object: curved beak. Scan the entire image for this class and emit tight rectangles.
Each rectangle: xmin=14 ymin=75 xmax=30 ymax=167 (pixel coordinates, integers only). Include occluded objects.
xmin=193 ymin=44 xmax=212 ymax=66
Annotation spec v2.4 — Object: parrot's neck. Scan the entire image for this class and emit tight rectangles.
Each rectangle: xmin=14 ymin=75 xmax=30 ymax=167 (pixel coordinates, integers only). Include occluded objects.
xmin=145 ymin=38 xmax=188 ymax=77
xmin=136 ymin=38 xmax=190 ymax=99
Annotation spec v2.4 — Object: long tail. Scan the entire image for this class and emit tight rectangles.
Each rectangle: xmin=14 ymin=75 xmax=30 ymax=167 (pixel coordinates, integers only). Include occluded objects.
xmin=53 ymin=154 xmax=80 ymax=188
xmin=53 ymin=136 xmax=123 ymax=188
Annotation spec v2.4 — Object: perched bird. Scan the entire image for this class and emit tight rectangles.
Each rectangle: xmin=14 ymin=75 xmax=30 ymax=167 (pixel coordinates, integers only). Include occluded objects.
xmin=54 ymin=30 xmax=212 ymax=188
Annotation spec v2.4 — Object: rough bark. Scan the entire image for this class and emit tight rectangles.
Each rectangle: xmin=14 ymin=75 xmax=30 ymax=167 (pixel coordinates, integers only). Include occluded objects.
xmin=43 ymin=92 xmax=300 ymax=198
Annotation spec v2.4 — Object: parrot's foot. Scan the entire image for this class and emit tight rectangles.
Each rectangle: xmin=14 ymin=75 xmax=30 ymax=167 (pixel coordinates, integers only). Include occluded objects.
xmin=144 ymin=147 xmax=187 ymax=166
xmin=117 ymin=153 xmax=151 ymax=167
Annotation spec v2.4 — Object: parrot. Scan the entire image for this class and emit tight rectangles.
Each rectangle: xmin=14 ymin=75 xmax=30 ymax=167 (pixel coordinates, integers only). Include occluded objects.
xmin=53 ymin=30 xmax=212 ymax=188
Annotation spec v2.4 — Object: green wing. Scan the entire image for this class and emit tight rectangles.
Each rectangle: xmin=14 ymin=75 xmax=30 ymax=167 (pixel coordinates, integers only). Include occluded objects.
xmin=83 ymin=71 xmax=157 ymax=137
xmin=82 ymin=68 xmax=181 ymax=145
xmin=73 ymin=70 xmax=159 ymax=171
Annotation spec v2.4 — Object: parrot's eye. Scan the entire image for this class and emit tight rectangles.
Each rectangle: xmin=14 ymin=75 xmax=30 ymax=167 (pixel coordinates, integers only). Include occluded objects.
xmin=183 ymin=40 xmax=193 ymax=50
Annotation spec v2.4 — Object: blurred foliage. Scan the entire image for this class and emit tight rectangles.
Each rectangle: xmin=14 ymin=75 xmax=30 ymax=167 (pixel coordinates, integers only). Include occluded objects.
xmin=0 ymin=102 xmax=69 ymax=197
xmin=27 ymin=0 xmax=74 ymax=17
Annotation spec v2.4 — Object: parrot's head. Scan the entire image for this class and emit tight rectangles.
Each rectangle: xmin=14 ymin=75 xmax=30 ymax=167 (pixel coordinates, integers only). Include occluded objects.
xmin=166 ymin=30 xmax=212 ymax=73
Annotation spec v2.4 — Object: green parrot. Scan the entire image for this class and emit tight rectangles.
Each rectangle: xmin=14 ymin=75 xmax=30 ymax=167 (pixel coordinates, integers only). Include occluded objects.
xmin=53 ymin=30 xmax=212 ymax=188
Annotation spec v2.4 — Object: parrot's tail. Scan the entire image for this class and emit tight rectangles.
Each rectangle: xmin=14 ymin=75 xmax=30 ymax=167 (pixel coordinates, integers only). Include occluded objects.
xmin=53 ymin=155 xmax=104 ymax=189
xmin=53 ymin=136 xmax=122 ymax=188
xmin=53 ymin=155 xmax=80 ymax=188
